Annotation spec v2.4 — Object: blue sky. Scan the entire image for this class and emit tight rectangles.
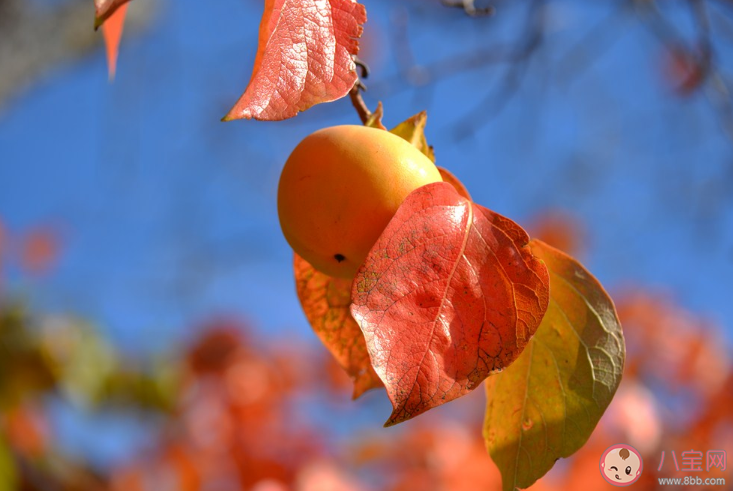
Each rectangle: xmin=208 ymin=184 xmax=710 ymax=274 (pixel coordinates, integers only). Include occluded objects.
xmin=1 ymin=0 xmax=732 ymax=353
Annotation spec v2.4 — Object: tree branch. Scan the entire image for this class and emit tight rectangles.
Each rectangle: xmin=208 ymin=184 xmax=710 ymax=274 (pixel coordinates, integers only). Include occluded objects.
xmin=349 ymin=57 xmax=372 ymax=124
xmin=349 ymin=84 xmax=371 ymax=124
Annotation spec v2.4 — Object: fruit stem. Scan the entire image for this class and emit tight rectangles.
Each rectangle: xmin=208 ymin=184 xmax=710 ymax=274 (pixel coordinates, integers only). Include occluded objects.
xmin=349 ymin=83 xmax=371 ymax=124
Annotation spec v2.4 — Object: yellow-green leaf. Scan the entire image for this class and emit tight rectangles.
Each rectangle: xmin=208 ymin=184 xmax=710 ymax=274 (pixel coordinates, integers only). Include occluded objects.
xmin=389 ymin=111 xmax=435 ymax=162
xmin=483 ymin=239 xmax=625 ymax=491
xmin=384 ymin=110 xmax=471 ymax=199
xmin=364 ymin=102 xmax=387 ymax=130
xmin=0 ymin=436 xmax=17 ymax=491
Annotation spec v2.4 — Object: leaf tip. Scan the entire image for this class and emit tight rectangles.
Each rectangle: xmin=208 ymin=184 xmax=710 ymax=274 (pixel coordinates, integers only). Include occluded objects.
xmin=382 ymin=410 xmax=399 ymax=427
xmin=383 ymin=407 xmax=411 ymax=427
xmin=101 ymin=3 xmax=127 ymax=81
xmin=351 ymin=377 xmax=369 ymax=400
xmin=221 ymin=107 xmax=242 ymax=122
xmin=222 ymin=106 xmax=256 ymax=122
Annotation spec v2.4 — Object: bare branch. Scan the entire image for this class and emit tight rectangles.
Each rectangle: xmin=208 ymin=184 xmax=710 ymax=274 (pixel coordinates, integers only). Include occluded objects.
xmin=449 ymin=0 xmax=545 ymax=138
xmin=349 ymin=56 xmax=372 ymax=124
xmin=556 ymin=2 xmax=631 ymax=87
xmin=441 ymin=0 xmax=495 ymax=17
xmin=349 ymin=85 xmax=371 ymax=124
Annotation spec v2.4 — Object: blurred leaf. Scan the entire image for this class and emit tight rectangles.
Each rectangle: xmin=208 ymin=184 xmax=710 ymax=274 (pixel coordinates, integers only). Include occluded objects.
xmin=162 ymin=445 xmax=200 ymax=491
xmin=4 ymin=405 xmax=48 ymax=458
xmin=0 ymin=307 xmax=56 ymax=408
xmin=0 ymin=436 xmax=17 ymax=491
xmin=527 ymin=210 xmax=584 ymax=259
xmin=99 ymin=363 xmax=178 ymax=411
xmin=20 ymin=226 xmax=60 ymax=276
xmin=295 ymin=461 xmax=363 ymax=491
xmin=351 ymin=182 xmax=549 ymax=426
xmin=42 ymin=319 xmax=118 ymax=407
xmin=187 ymin=326 xmax=243 ymax=374
xmin=664 ymin=47 xmax=706 ymax=96
xmin=484 ymin=239 xmax=624 ymax=491
xmin=294 ymin=253 xmax=382 ymax=399
xmin=223 ymin=0 xmax=367 ymax=121
xmin=41 ymin=318 xmax=177 ymax=410
xmin=102 ymin=3 xmax=128 ymax=79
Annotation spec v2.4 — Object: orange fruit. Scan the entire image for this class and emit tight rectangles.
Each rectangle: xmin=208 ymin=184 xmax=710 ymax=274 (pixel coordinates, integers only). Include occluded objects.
xmin=278 ymin=125 xmax=442 ymax=279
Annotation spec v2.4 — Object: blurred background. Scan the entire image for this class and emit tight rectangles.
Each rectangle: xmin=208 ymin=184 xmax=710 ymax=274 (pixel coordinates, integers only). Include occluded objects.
xmin=1 ymin=0 xmax=732 ymax=489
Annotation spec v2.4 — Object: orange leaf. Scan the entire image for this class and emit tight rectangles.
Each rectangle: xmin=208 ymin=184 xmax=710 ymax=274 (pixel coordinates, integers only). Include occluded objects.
xmin=20 ymin=227 xmax=60 ymax=275
xmin=527 ymin=210 xmax=584 ymax=257
xmin=223 ymin=0 xmax=367 ymax=121
xmin=4 ymin=405 xmax=49 ymax=458
xmin=110 ymin=468 xmax=145 ymax=491
xmin=438 ymin=167 xmax=471 ymax=201
xmin=164 ymin=444 xmax=200 ymax=491
xmin=351 ymin=182 xmax=550 ymax=425
xmin=294 ymin=253 xmax=382 ymax=398
xmin=102 ymin=3 xmax=128 ymax=80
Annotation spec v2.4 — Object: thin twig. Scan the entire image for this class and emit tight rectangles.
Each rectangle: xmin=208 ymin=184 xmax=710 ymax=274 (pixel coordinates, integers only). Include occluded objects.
xmin=349 ymin=84 xmax=371 ymax=124
xmin=349 ymin=57 xmax=372 ymax=124
xmin=635 ymin=0 xmax=733 ymax=142
xmin=449 ymin=0 xmax=545 ymax=138
xmin=378 ymin=0 xmax=733 ymax=146
xmin=690 ymin=0 xmax=713 ymax=75
xmin=441 ymin=0 xmax=495 ymax=17
xmin=556 ymin=2 xmax=631 ymax=88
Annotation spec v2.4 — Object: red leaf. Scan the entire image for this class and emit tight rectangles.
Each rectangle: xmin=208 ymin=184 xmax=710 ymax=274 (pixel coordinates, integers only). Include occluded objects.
xmin=102 ymin=3 xmax=128 ymax=80
xmin=294 ymin=253 xmax=382 ymax=398
xmin=664 ymin=47 xmax=706 ymax=96
xmin=351 ymin=182 xmax=549 ymax=426
xmin=94 ymin=0 xmax=132 ymax=29
xmin=5 ymin=405 xmax=49 ymax=458
xmin=223 ymin=0 xmax=367 ymax=122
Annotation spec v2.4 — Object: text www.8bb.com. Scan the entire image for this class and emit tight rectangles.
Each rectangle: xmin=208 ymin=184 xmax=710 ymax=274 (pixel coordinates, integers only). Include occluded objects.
xmin=658 ymin=476 xmax=726 ymax=486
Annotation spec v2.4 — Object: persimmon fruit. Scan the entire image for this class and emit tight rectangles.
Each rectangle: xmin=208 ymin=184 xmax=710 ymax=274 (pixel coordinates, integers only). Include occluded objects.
xmin=278 ymin=125 xmax=443 ymax=279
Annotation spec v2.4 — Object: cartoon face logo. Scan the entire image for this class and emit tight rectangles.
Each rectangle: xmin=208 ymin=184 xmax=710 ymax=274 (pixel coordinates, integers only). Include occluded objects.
xmin=600 ymin=444 xmax=643 ymax=486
